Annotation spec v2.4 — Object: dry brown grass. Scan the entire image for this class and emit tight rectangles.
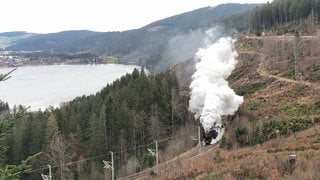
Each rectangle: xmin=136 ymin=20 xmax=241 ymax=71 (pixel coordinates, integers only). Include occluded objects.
xmin=157 ymin=125 xmax=320 ymax=179
xmin=229 ymin=36 xmax=320 ymax=144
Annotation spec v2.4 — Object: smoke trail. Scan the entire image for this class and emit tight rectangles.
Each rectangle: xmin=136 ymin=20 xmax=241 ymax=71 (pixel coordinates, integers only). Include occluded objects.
xmin=189 ymin=32 xmax=243 ymax=144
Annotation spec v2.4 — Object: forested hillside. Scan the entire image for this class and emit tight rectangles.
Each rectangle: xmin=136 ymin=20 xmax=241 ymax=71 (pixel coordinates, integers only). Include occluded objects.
xmin=251 ymin=0 xmax=320 ymax=34
xmin=0 ymin=68 xmax=195 ymax=179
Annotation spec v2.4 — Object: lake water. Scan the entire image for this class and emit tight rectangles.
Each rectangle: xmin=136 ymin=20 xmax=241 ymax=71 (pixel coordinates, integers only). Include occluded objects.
xmin=0 ymin=64 xmax=140 ymax=110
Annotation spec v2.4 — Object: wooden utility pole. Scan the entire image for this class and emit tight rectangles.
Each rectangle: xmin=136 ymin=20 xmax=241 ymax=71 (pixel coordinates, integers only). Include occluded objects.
xmin=294 ymin=32 xmax=301 ymax=80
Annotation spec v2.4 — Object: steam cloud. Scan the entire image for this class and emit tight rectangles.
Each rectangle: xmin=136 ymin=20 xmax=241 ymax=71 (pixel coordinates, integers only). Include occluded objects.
xmin=189 ymin=31 xmax=243 ymax=144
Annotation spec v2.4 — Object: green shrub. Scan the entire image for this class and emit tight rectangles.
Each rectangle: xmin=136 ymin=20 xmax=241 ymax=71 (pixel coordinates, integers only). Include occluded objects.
xmin=247 ymin=102 xmax=261 ymax=111
xmin=288 ymin=118 xmax=312 ymax=132
xmin=236 ymin=82 xmax=268 ymax=96
xmin=139 ymin=154 xmax=156 ymax=168
xmin=314 ymin=117 xmax=320 ymax=124
xmin=282 ymin=67 xmax=295 ymax=79
xmin=291 ymin=85 xmax=306 ymax=96
xmin=250 ymin=125 xmax=263 ymax=145
xmin=315 ymin=100 xmax=320 ymax=108
xmin=213 ymin=149 xmax=223 ymax=163
xmin=236 ymin=126 xmax=249 ymax=146
xmin=262 ymin=119 xmax=278 ymax=140
xmin=220 ymin=136 xmax=232 ymax=150
xmin=282 ymin=104 xmax=319 ymax=116
xmin=236 ymin=126 xmax=248 ymax=137
xmin=305 ymin=62 xmax=320 ymax=81
xmin=150 ymin=170 xmax=156 ymax=176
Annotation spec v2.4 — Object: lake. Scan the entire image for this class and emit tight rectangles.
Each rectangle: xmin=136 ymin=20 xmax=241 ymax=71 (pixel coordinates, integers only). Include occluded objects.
xmin=0 ymin=64 xmax=140 ymax=110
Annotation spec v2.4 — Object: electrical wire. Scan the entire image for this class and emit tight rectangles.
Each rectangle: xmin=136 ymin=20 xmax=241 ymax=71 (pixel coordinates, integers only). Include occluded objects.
xmin=26 ymin=126 xmax=198 ymax=175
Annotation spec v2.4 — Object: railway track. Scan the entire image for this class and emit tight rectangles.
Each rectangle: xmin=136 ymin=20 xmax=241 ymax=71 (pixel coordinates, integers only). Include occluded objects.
xmin=119 ymin=144 xmax=217 ymax=180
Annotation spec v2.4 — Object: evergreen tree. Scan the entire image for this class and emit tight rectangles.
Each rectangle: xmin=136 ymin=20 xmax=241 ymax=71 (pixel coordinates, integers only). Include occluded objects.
xmin=250 ymin=0 xmax=320 ymax=34
xmin=0 ymin=153 xmax=40 ymax=180
xmin=0 ymin=69 xmax=41 ymax=178
xmin=8 ymin=116 xmax=30 ymax=164
xmin=0 ymin=69 xmax=17 ymax=166
xmin=85 ymin=108 xmax=106 ymax=158
xmin=28 ymin=112 xmax=47 ymax=156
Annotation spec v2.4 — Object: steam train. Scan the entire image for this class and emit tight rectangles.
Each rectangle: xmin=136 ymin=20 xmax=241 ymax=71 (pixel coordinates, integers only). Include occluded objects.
xmin=203 ymin=122 xmax=225 ymax=145
xmin=203 ymin=129 xmax=218 ymax=145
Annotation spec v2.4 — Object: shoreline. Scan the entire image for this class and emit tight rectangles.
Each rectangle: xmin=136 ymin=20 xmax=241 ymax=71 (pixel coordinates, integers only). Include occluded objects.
xmin=0 ymin=62 xmax=119 ymax=69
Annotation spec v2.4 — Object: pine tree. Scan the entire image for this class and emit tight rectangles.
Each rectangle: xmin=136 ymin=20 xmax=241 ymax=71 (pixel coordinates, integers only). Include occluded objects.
xmin=28 ymin=112 xmax=47 ymax=156
xmin=0 ymin=69 xmax=17 ymax=166
xmin=85 ymin=109 xmax=106 ymax=158
xmin=0 ymin=69 xmax=41 ymax=179
xmin=8 ymin=116 xmax=30 ymax=164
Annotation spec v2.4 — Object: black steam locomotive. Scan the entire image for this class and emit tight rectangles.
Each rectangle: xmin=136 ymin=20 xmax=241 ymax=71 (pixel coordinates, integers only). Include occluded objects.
xmin=204 ymin=129 xmax=218 ymax=145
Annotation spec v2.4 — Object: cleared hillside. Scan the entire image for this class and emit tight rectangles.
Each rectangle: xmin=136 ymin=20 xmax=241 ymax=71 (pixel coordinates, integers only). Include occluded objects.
xmin=143 ymin=34 xmax=320 ymax=179
xmin=162 ymin=124 xmax=320 ymax=179
xmin=231 ymin=35 xmax=320 ymax=136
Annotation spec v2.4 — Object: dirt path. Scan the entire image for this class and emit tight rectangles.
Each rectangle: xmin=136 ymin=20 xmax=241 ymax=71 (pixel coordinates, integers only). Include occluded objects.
xmin=242 ymin=35 xmax=319 ymax=89
xmin=257 ymin=54 xmax=296 ymax=83
xmin=256 ymin=47 xmax=320 ymax=90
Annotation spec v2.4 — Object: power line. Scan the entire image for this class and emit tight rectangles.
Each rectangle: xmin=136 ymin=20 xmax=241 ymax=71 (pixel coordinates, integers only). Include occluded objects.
xmin=28 ymin=154 xmax=107 ymax=174
xmin=26 ymin=126 xmax=199 ymax=175
xmin=114 ymin=141 xmax=155 ymax=155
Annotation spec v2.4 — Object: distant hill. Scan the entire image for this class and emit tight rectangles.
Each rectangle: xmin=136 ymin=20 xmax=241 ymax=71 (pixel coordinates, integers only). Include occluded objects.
xmin=5 ymin=3 xmax=260 ymax=70
xmin=6 ymin=30 xmax=102 ymax=51
xmin=0 ymin=31 xmax=28 ymax=37
xmin=63 ymin=4 xmax=259 ymax=55
xmin=143 ymin=3 xmax=257 ymax=31
xmin=0 ymin=31 xmax=36 ymax=49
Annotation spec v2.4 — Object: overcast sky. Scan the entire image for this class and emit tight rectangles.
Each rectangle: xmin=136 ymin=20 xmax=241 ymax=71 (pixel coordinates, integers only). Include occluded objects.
xmin=1 ymin=0 xmax=272 ymax=33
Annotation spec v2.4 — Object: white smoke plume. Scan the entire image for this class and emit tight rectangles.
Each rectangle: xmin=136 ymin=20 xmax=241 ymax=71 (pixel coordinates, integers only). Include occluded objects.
xmin=189 ymin=31 xmax=243 ymax=144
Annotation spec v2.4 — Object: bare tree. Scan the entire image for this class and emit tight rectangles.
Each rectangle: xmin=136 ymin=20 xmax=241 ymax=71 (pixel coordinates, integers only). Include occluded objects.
xmin=46 ymin=134 xmax=72 ymax=180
